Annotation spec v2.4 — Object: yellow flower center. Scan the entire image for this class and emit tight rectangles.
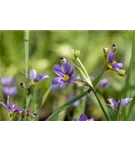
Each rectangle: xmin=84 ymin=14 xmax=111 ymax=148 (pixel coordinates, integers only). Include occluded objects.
xmin=31 ymin=81 xmax=36 ymax=86
xmin=63 ymin=74 xmax=70 ymax=82
xmin=108 ymin=63 xmax=113 ymax=69
xmin=108 ymin=60 xmax=117 ymax=69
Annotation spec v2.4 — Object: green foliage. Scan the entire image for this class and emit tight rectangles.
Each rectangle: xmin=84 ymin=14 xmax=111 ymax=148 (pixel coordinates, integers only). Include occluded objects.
xmin=0 ymin=30 xmax=134 ymax=121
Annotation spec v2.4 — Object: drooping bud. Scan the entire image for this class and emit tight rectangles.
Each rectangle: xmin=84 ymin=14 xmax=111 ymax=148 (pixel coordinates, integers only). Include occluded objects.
xmin=117 ymin=69 xmax=126 ymax=76
xmin=60 ymin=57 xmax=67 ymax=65
xmin=74 ymin=50 xmax=80 ymax=58
xmin=111 ymin=44 xmax=117 ymax=52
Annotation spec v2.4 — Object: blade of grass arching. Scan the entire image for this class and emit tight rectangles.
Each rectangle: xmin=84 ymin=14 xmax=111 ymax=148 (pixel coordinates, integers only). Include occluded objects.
xmin=121 ymin=31 xmax=135 ymax=120
xmin=46 ymin=88 xmax=91 ymax=121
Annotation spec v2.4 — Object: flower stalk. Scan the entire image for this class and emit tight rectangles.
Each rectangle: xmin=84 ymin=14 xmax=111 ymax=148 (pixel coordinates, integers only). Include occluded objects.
xmin=24 ymin=30 xmax=29 ymax=79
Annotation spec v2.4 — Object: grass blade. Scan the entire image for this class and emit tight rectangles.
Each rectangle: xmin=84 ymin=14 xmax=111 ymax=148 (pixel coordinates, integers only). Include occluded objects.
xmin=121 ymin=31 xmax=135 ymax=97
xmin=121 ymin=31 xmax=135 ymax=119
xmin=46 ymin=89 xmax=91 ymax=121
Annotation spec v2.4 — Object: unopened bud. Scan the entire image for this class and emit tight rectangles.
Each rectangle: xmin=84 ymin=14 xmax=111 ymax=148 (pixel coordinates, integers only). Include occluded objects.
xmin=103 ymin=47 xmax=109 ymax=54
xmin=20 ymin=82 xmax=25 ymax=88
xmin=117 ymin=69 xmax=126 ymax=76
xmin=111 ymin=44 xmax=117 ymax=52
xmin=74 ymin=50 xmax=80 ymax=58
xmin=60 ymin=57 xmax=67 ymax=64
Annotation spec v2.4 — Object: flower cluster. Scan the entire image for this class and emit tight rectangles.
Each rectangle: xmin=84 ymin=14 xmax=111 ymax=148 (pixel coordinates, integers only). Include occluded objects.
xmin=1 ymin=77 xmax=17 ymax=97
xmin=107 ymin=97 xmax=133 ymax=110
xmin=0 ymin=97 xmax=24 ymax=113
xmin=0 ymin=96 xmax=36 ymax=121
xmin=104 ymin=44 xmax=126 ymax=76
xmin=0 ymin=44 xmax=133 ymax=121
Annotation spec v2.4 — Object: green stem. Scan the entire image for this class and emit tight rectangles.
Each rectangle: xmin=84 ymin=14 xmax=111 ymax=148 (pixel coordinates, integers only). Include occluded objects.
xmin=92 ymin=88 xmax=110 ymax=121
xmin=76 ymin=58 xmax=93 ymax=87
xmin=93 ymin=65 xmax=107 ymax=87
xmin=24 ymin=30 xmax=29 ymax=120
xmin=24 ymin=30 xmax=29 ymax=79
xmin=76 ymin=58 xmax=90 ymax=79
xmin=117 ymin=109 xmax=121 ymax=121
xmin=46 ymin=88 xmax=91 ymax=121
xmin=8 ymin=112 xmax=13 ymax=121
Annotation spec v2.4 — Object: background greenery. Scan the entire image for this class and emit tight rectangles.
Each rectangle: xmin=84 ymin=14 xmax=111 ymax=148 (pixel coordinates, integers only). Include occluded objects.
xmin=0 ymin=30 xmax=135 ymax=121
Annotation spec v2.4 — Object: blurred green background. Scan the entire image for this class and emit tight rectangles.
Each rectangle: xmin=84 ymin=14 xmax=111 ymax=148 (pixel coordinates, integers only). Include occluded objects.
xmin=0 ymin=30 xmax=135 ymax=121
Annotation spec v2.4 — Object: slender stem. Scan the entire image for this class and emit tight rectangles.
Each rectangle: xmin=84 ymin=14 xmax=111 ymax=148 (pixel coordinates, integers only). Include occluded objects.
xmin=76 ymin=58 xmax=93 ymax=87
xmin=24 ymin=30 xmax=29 ymax=120
xmin=92 ymin=88 xmax=110 ymax=121
xmin=24 ymin=30 xmax=29 ymax=79
xmin=93 ymin=65 xmax=107 ymax=87
xmin=46 ymin=88 xmax=91 ymax=121
xmin=8 ymin=112 xmax=13 ymax=121
xmin=76 ymin=58 xmax=90 ymax=79
xmin=117 ymin=109 xmax=121 ymax=121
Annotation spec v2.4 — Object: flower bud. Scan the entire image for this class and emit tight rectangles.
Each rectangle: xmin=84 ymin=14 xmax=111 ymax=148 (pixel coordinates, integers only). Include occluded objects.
xmin=20 ymin=82 xmax=26 ymax=88
xmin=103 ymin=47 xmax=109 ymax=54
xmin=74 ymin=50 xmax=80 ymax=58
xmin=117 ymin=69 xmax=126 ymax=76
xmin=111 ymin=44 xmax=117 ymax=52
xmin=60 ymin=57 xmax=67 ymax=64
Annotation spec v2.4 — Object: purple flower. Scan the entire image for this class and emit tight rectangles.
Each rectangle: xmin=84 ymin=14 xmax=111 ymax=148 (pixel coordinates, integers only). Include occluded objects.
xmin=3 ymin=86 xmax=17 ymax=97
xmin=108 ymin=52 xmax=123 ymax=71
xmin=0 ymin=99 xmax=24 ymax=113
xmin=68 ymin=95 xmax=81 ymax=107
xmin=107 ymin=97 xmax=133 ymax=109
xmin=100 ymin=79 xmax=109 ymax=88
xmin=73 ymin=114 xmax=94 ymax=121
xmin=1 ymin=77 xmax=14 ymax=86
xmin=52 ymin=61 xmax=76 ymax=88
xmin=29 ymin=69 xmax=49 ymax=85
